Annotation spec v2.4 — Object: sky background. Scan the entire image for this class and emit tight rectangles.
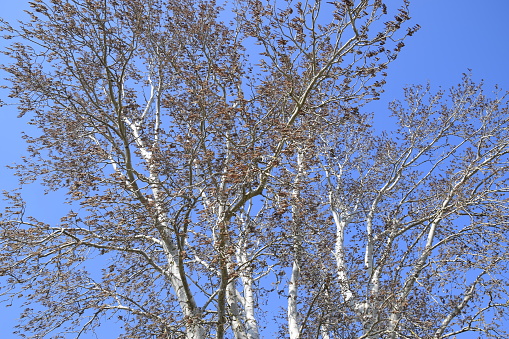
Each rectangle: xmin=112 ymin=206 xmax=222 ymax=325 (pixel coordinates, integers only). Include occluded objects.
xmin=0 ymin=0 xmax=509 ymax=338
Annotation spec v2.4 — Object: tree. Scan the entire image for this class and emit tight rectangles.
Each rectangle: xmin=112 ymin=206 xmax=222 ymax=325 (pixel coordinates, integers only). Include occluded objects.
xmin=1 ymin=0 xmax=508 ymax=338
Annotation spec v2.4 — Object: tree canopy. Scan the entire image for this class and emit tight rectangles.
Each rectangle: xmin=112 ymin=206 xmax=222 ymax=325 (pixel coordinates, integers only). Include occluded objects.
xmin=1 ymin=0 xmax=509 ymax=338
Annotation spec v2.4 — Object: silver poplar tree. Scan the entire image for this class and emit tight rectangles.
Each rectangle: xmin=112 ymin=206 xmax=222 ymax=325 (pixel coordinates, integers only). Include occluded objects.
xmin=2 ymin=0 xmax=509 ymax=338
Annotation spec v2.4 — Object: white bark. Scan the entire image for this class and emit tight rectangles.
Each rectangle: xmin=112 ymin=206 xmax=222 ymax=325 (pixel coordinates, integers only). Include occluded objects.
xmin=331 ymin=208 xmax=355 ymax=304
xmin=320 ymin=326 xmax=330 ymax=339
xmin=237 ymin=232 xmax=260 ymax=339
xmin=325 ymin=176 xmax=355 ymax=307
xmin=241 ymin=277 xmax=260 ymax=339
xmin=226 ymin=283 xmax=248 ymax=339
xmin=117 ymin=77 xmax=205 ymax=338
xmin=288 ymin=260 xmax=301 ymax=339
xmin=288 ymin=151 xmax=305 ymax=339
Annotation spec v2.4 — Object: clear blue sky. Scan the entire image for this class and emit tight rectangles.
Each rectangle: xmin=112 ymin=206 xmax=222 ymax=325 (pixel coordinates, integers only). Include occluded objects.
xmin=1 ymin=0 xmax=508 ymax=338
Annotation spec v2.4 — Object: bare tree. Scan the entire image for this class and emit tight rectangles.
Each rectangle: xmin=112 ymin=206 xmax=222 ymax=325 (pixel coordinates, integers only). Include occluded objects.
xmin=313 ymin=77 xmax=509 ymax=338
xmin=2 ymin=0 xmax=508 ymax=338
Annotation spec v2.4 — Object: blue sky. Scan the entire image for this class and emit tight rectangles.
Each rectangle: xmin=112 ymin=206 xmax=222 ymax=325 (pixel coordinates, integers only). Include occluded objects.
xmin=1 ymin=0 xmax=509 ymax=338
